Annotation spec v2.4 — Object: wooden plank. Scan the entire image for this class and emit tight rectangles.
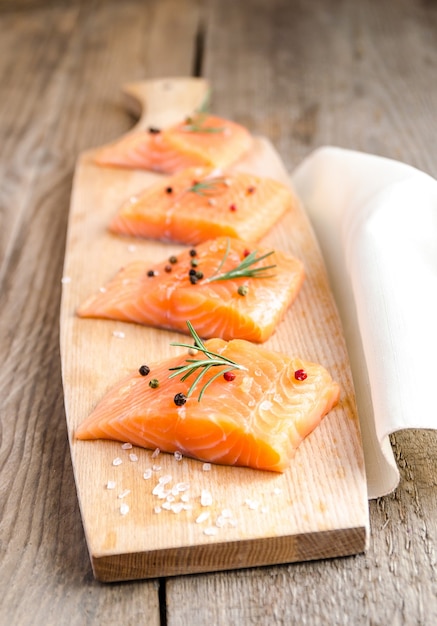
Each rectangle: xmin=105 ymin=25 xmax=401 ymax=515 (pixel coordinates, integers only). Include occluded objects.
xmin=164 ymin=0 xmax=437 ymax=623
xmin=0 ymin=1 xmax=201 ymax=624
xmin=60 ymin=77 xmax=368 ymax=582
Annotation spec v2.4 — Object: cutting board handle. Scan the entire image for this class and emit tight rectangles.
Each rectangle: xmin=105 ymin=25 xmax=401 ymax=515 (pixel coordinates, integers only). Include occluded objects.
xmin=121 ymin=77 xmax=210 ymax=132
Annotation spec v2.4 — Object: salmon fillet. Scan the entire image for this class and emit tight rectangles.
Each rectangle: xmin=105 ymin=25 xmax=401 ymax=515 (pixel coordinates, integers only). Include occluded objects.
xmin=94 ymin=114 xmax=253 ymax=173
xmin=76 ymin=237 xmax=305 ymax=342
xmin=75 ymin=335 xmax=340 ymax=472
xmin=109 ymin=167 xmax=295 ymax=245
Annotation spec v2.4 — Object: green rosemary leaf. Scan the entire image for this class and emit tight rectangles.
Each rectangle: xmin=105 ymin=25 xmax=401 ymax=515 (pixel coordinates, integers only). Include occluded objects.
xmin=187 ymin=177 xmax=228 ymax=196
xmin=181 ymin=111 xmax=225 ymax=133
xmin=205 ymin=247 xmax=277 ymax=283
xmin=168 ymin=321 xmax=246 ymax=401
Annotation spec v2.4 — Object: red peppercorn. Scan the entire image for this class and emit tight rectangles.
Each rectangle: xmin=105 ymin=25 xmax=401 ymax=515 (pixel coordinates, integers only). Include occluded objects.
xmin=164 ymin=264 xmax=172 ymax=273
xmin=243 ymin=249 xmax=251 ymax=257
xmin=294 ymin=369 xmax=307 ymax=381
xmin=223 ymin=371 xmax=236 ymax=382
xmin=229 ymin=204 xmax=237 ymax=212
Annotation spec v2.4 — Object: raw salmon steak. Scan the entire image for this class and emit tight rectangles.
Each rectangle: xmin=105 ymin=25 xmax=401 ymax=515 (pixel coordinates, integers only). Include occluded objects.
xmin=109 ymin=167 xmax=295 ymax=245
xmin=76 ymin=237 xmax=305 ymax=342
xmin=94 ymin=113 xmax=253 ymax=174
xmin=75 ymin=334 xmax=340 ymax=472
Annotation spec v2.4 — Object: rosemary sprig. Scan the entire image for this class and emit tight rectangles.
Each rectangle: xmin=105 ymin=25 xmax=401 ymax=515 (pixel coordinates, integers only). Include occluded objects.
xmin=169 ymin=321 xmax=246 ymax=401
xmin=205 ymin=243 xmax=277 ymax=283
xmin=181 ymin=111 xmax=225 ymax=134
xmin=187 ymin=176 xmax=228 ymax=196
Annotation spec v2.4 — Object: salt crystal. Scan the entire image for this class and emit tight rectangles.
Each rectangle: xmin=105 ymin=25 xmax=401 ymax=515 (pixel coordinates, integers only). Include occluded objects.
xmin=152 ymin=464 xmax=162 ymax=472
xmin=121 ymin=442 xmax=133 ymax=450
xmin=203 ymin=526 xmax=219 ymax=536
xmin=166 ymin=495 xmax=175 ymax=503
xmin=183 ymin=503 xmax=193 ymax=511
xmin=200 ymin=489 xmax=213 ymax=506
xmin=174 ymin=451 xmax=183 ymax=461
xmin=161 ymin=502 xmax=172 ymax=510
xmin=129 ymin=453 xmax=138 ymax=462
xmin=202 ymin=463 xmax=211 ymax=472
xmin=175 ymin=482 xmax=190 ymax=492
xmin=215 ymin=515 xmax=227 ymax=528
xmin=171 ymin=503 xmax=184 ymax=514
xmin=196 ymin=511 xmax=210 ymax=524
xmin=112 ymin=457 xmax=122 ymax=466
xmin=221 ymin=508 xmax=233 ymax=518
xmin=127 ymin=244 xmax=136 ymax=252
xmin=118 ymin=489 xmax=131 ymax=499
xmin=143 ymin=469 xmax=152 ymax=480
xmin=261 ymin=506 xmax=268 ymax=513
xmin=112 ymin=330 xmax=125 ymax=339
xmin=154 ymin=506 xmax=162 ymax=514
xmin=106 ymin=481 xmax=116 ymax=490
xmin=158 ymin=474 xmax=172 ymax=485
xmin=61 ymin=276 xmax=71 ymax=284
xmin=152 ymin=448 xmax=160 ymax=458
xmin=181 ymin=494 xmax=190 ymax=503
xmin=99 ymin=286 xmax=107 ymax=293
xmin=120 ymin=503 xmax=129 ymax=516
xmin=245 ymin=498 xmax=260 ymax=510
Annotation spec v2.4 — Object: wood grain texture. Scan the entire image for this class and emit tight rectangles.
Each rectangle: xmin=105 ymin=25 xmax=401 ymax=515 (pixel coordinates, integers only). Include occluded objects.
xmin=0 ymin=0 xmax=436 ymax=623
xmin=60 ymin=78 xmax=368 ymax=582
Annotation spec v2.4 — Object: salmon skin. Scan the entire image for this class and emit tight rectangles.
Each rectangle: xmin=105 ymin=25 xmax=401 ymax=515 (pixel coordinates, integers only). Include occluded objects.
xmin=76 ymin=236 xmax=305 ymax=342
xmin=75 ymin=336 xmax=340 ymax=472
xmin=93 ymin=113 xmax=253 ymax=174
xmin=109 ymin=167 xmax=295 ymax=245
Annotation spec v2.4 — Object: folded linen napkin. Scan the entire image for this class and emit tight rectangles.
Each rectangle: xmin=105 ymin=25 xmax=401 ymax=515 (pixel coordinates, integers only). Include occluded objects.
xmin=291 ymin=147 xmax=437 ymax=499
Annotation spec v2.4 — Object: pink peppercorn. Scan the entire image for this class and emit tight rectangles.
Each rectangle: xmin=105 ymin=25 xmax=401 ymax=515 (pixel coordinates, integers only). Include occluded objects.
xmin=294 ymin=369 xmax=307 ymax=381
xmin=223 ymin=371 xmax=236 ymax=382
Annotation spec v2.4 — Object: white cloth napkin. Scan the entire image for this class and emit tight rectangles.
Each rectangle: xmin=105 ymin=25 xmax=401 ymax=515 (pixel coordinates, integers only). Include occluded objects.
xmin=291 ymin=147 xmax=437 ymax=499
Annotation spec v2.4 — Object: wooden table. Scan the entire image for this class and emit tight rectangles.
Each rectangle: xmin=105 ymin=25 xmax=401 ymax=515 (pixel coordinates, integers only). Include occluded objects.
xmin=1 ymin=0 xmax=436 ymax=624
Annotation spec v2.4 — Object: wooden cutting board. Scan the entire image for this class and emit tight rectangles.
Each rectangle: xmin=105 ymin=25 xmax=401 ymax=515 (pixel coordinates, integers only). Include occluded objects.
xmin=60 ymin=77 xmax=369 ymax=583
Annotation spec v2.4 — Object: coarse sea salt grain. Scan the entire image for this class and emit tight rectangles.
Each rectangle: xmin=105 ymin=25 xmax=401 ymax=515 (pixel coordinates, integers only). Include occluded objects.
xmin=152 ymin=464 xmax=162 ymax=472
xmin=203 ymin=526 xmax=219 ymax=536
xmin=120 ymin=503 xmax=129 ymax=516
xmin=129 ymin=453 xmax=138 ymax=462
xmin=174 ymin=451 xmax=183 ymax=461
xmin=61 ymin=276 xmax=71 ymax=284
xmin=200 ymin=489 xmax=213 ymax=506
xmin=112 ymin=457 xmax=123 ymax=466
xmin=121 ymin=442 xmax=133 ymax=450
xmin=159 ymin=474 xmax=172 ymax=485
xmin=143 ymin=469 xmax=153 ymax=480
xmin=195 ymin=511 xmax=210 ymax=524
xmin=112 ymin=330 xmax=125 ymax=339
xmin=106 ymin=481 xmax=116 ymax=490
xmin=171 ymin=503 xmax=184 ymax=514
xmin=127 ymin=244 xmax=136 ymax=252
xmin=118 ymin=489 xmax=131 ymax=499
xmin=202 ymin=463 xmax=211 ymax=471
xmin=152 ymin=448 xmax=160 ymax=459
xmin=154 ymin=506 xmax=162 ymax=514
